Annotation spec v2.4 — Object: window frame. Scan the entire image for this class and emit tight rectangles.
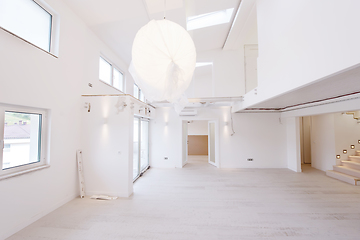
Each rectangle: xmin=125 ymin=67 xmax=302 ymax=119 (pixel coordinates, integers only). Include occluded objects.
xmin=133 ymin=83 xmax=145 ymax=102
xmin=133 ymin=116 xmax=150 ymax=182
xmin=0 ymin=0 xmax=60 ymax=57
xmin=0 ymin=104 xmax=49 ymax=180
xmin=99 ymin=56 xmax=125 ymax=92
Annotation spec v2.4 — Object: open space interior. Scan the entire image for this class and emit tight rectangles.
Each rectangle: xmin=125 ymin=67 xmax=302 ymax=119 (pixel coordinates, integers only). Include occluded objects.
xmin=1 ymin=0 xmax=360 ymax=239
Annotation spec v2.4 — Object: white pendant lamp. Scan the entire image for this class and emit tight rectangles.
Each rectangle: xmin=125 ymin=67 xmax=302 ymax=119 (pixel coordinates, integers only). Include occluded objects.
xmin=129 ymin=19 xmax=196 ymax=108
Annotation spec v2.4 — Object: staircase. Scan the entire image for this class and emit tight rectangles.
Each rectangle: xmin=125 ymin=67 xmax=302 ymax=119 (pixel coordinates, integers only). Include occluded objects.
xmin=326 ymin=150 xmax=360 ymax=185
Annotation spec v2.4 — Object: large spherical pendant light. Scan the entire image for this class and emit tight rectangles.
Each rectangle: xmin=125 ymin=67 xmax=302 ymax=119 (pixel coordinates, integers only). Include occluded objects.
xmin=129 ymin=19 xmax=196 ymax=104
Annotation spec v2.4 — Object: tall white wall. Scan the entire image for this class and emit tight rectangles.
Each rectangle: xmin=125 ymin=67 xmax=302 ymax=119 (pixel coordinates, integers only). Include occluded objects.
xmin=81 ymin=96 xmax=134 ymax=197
xmin=310 ymin=114 xmax=336 ymax=172
xmin=0 ymin=0 xmax=132 ymax=238
xmin=190 ymin=50 xmax=244 ymax=98
xmin=239 ymin=0 xmax=360 ymax=109
xmin=150 ymin=108 xmax=287 ymax=169
xmin=285 ymin=117 xmax=301 ymax=172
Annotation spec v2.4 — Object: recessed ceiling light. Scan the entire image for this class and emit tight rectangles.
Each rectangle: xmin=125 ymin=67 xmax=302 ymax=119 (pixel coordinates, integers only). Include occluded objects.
xmin=187 ymin=8 xmax=234 ymax=31
xmin=196 ymin=62 xmax=212 ymax=68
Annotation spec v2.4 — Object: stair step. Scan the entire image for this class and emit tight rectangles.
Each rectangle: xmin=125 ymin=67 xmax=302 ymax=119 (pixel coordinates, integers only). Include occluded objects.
xmin=348 ymin=156 xmax=360 ymax=163
xmin=326 ymin=170 xmax=360 ymax=185
xmin=341 ymin=160 xmax=360 ymax=171
xmin=333 ymin=165 xmax=360 ymax=178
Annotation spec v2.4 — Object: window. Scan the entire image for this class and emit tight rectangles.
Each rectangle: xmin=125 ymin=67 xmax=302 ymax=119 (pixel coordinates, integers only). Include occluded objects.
xmin=134 ymin=84 xmax=145 ymax=102
xmin=133 ymin=117 xmax=149 ymax=181
xmin=133 ymin=84 xmax=139 ymax=99
xmin=99 ymin=57 xmax=125 ymax=92
xmin=0 ymin=106 xmax=48 ymax=179
xmin=187 ymin=8 xmax=234 ymax=31
xmin=0 ymin=0 xmax=55 ymax=53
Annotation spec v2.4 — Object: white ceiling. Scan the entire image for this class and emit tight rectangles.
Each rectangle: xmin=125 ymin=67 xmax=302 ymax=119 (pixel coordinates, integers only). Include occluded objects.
xmin=61 ymin=0 xmax=241 ymax=64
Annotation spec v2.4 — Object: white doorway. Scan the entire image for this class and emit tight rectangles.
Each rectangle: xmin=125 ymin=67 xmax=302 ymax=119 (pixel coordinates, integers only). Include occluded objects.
xmin=182 ymin=120 xmax=219 ymax=168
xmin=181 ymin=120 xmax=188 ymax=167
xmin=300 ymin=116 xmax=312 ymax=165
xmin=208 ymin=121 xmax=216 ymax=167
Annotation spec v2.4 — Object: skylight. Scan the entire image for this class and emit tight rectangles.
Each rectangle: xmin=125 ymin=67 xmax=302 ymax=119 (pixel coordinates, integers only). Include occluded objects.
xmin=187 ymin=8 xmax=234 ymax=31
xmin=196 ymin=62 xmax=213 ymax=68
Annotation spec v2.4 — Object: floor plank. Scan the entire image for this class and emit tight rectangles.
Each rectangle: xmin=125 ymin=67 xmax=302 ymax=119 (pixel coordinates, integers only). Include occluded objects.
xmin=7 ymin=158 xmax=360 ymax=240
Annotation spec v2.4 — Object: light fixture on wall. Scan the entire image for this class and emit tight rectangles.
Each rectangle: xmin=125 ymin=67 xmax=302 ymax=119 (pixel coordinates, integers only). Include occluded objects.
xmin=84 ymin=102 xmax=91 ymax=112
xmin=224 ymin=121 xmax=229 ymax=126
xmin=129 ymin=1 xmax=196 ymax=113
xmin=343 ymin=149 xmax=347 ymax=154
xmin=351 ymin=145 xmax=355 ymax=149
xmin=336 ymin=155 xmax=341 ymax=159
xmin=358 ymin=140 xmax=360 ymax=144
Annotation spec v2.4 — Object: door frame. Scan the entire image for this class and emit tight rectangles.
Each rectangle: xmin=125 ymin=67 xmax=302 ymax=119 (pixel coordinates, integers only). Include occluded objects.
xmin=181 ymin=120 xmax=188 ymax=167
xmin=180 ymin=118 xmax=220 ymax=168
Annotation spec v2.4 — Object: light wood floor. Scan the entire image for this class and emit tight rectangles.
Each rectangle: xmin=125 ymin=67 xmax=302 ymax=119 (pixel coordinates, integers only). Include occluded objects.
xmin=8 ymin=158 xmax=360 ymax=240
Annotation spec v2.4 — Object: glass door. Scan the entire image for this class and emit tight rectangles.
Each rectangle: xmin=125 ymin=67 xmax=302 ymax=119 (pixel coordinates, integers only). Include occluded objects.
xmin=140 ymin=120 xmax=149 ymax=172
xmin=133 ymin=118 xmax=140 ymax=180
xmin=133 ymin=117 xmax=150 ymax=181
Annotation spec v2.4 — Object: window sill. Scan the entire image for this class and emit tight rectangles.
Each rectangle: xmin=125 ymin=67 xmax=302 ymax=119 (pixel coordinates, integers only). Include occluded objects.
xmin=0 ymin=164 xmax=50 ymax=181
xmin=99 ymin=79 xmax=125 ymax=93
xmin=0 ymin=26 xmax=58 ymax=58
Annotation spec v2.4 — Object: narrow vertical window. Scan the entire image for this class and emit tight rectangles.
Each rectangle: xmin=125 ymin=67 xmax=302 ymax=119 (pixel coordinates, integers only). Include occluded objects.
xmin=99 ymin=57 xmax=112 ymax=85
xmin=113 ymin=68 xmax=124 ymax=92
xmin=134 ymin=84 xmax=139 ymax=99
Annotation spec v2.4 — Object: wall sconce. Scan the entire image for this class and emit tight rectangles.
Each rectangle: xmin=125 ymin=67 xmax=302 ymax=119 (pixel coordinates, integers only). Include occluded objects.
xmin=343 ymin=149 xmax=347 ymax=154
xmin=351 ymin=145 xmax=355 ymax=149
xmin=336 ymin=155 xmax=341 ymax=159
xmin=84 ymin=102 xmax=91 ymax=112
xmin=88 ymin=83 xmax=93 ymax=88
xmin=165 ymin=122 xmax=168 ymax=126
xmin=224 ymin=121 xmax=229 ymax=126
xmin=358 ymin=140 xmax=360 ymax=144
xmin=103 ymin=118 xmax=108 ymax=124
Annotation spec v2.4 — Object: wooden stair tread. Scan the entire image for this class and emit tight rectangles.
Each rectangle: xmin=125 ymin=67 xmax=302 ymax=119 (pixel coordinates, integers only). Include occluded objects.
xmin=333 ymin=165 xmax=360 ymax=178
xmin=326 ymin=170 xmax=360 ymax=185
xmin=327 ymin=170 xmax=360 ymax=180
xmin=342 ymin=160 xmax=360 ymax=166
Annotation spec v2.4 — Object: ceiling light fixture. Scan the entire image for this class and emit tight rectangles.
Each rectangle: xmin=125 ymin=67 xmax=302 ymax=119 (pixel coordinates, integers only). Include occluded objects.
xmin=187 ymin=8 xmax=234 ymax=31
xmin=130 ymin=0 xmax=196 ymax=113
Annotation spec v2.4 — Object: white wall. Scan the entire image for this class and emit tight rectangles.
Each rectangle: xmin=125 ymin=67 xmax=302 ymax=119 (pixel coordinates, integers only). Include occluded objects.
xmin=0 ymin=0 xmax=132 ymax=238
xmin=285 ymin=117 xmax=301 ymax=172
xmin=188 ymin=120 xmax=208 ymax=135
xmin=191 ymin=50 xmax=244 ymax=98
xmin=150 ymin=108 xmax=287 ymax=169
xmin=81 ymin=96 xmax=134 ymax=198
xmin=310 ymin=114 xmax=336 ymax=171
xmin=238 ymin=0 xmax=360 ymax=110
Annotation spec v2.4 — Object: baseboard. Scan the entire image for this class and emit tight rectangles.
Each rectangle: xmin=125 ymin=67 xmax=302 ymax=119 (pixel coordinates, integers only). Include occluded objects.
xmin=1 ymin=193 xmax=78 ymax=240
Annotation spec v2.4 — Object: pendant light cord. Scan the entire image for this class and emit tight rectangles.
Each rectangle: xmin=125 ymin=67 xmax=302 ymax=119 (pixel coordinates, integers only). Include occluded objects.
xmin=164 ymin=0 xmax=166 ymax=19
xmin=230 ymin=106 xmax=235 ymax=136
